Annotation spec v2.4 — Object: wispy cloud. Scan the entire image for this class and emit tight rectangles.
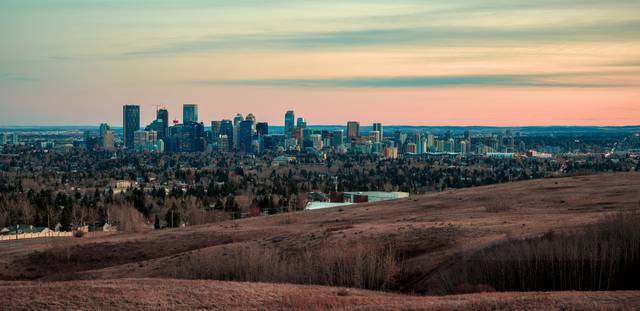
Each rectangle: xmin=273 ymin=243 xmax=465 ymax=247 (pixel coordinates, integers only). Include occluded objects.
xmin=0 ymin=73 xmax=37 ymax=82
xmin=125 ymin=19 xmax=640 ymax=57
xmin=188 ymin=72 xmax=638 ymax=89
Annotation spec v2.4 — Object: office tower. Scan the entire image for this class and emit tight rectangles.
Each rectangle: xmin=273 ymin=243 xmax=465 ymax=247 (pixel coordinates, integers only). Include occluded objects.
xmin=134 ymin=130 xmax=159 ymax=152
xmin=238 ymin=120 xmax=254 ymax=153
xmin=219 ymin=119 xmax=233 ymax=151
xmin=294 ymin=127 xmax=304 ymax=146
xmin=414 ymin=131 xmax=421 ymax=142
xmin=426 ymin=133 xmax=435 ymax=150
xmin=384 ymin=146 xmax=398 ymax=159
xmin=9 ymin=133 xmax=18 ymax=145
xmin=459 ymin=140 xmax=468 ymax=155
xmin=406 ymin=143 xmax=417 ymax=154
xmin=418 ymin=138 xmax=428 ymax=154
xmin=123 ymin=104 xmax=140 ymax=149
xmin=256 ymin=122 xmax=269 ymax=135
xmin=233 ymin=113 xmax=244 ymax=126
xmin=134 ymin=130 xmax=154 ymax=151
xmin=496 ymin=133 xmax=504 ymax=150
xmin=103 ymin=130 xmax=115 ymax=151
xmin=99 ymin=123 xmax=111 ymax=137
xmin=369 ymin=130 xmax=381 ymax=143
xmin=232 ymin=113 xmax=243 ymax=150
xmin=180 ymin=122 xmax=205 ymax=152
xmin=397 ymin=132 xmax=407 ymax=145
xmin=145 ymin=108 xmax=168 ymax=141
xmin=464 ymin=129 xmax=472 ymax=142
xmin=310 ymin=134 xmax=323 ymax=150
xmin=372 ymin=123 xmax=383 ymax=140
xmin=218 ymin=135 xmax=229 ymax=152
xmin=246 ymin=113 xmax=257 ymax=133
xmin=183 ymin=104 xmax=198 ymax=123
xmin=284 ymin=110 xmax=295 ymax=139
xmin=211 ymin=121 xmax=221 ymax=137
xmin=446 ymin=138 xmax=455 ymax=153
xmin=157 ymin=108 xmax=169 ymax=139
xmin=0 ymin=133 xmax=6 ymax=145
xmin=331 ymin=129 xmax=344 ymax=149
xmin=296 ymin=117 xmax=306 ymax=128
xmin=347 ymin=121 xmax=360 ymax=140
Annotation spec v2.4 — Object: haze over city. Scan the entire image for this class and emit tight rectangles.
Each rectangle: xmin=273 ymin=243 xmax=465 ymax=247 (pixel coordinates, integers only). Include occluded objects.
xmin=1 ymin=0 xmax=640 ymax=126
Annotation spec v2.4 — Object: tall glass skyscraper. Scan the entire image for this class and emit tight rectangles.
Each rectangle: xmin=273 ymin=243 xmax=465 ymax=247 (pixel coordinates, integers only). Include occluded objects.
xmin=123 ymin=105 xmax=140 ymax=149
xmin=284 ymin=110 xmax=295 ymax=139
xmin=347 ymin=121 xmax=360 ymax=140
xmin=373 ymin=122 xmax=383 ymax=140
xmin=183 ymin=104 xmax=198 ymax=123
xmin=157 ymin=108 xmax=169 ymax=139
xmin=238 ymin=119 xmax=254 ymax=153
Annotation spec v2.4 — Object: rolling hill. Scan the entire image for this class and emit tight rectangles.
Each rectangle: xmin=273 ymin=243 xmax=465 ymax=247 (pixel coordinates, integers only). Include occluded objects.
xmin=1 ymin=172 xmax=639 ymax=309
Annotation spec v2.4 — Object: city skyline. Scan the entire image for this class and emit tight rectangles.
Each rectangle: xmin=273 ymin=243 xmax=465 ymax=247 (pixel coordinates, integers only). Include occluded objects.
xmin=2 ymin=1 xmax=640 ymax=126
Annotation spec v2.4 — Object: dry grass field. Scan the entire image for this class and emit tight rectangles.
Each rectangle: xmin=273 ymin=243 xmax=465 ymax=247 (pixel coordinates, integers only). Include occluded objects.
xmin=1 ymin=172 xmax=639 ymax=309
xmin=2 ymin=278 xmax=640 ymax=310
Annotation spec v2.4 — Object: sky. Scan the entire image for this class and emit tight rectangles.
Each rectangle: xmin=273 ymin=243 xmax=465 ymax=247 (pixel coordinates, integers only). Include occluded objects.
xmin=1 ymin=0 xmax=639 ymax=126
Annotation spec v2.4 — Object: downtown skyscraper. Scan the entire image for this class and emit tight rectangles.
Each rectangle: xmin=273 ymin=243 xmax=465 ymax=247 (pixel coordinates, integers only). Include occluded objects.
xmin=123 ymin=104 xmax=140 ymax=149
xmin=284 ymin=110 xmax=295 ymax=139
xmin=347 ymin=121 xmax=360 ymax=140
xmin=183 ymin=104 xmax=198 ymax=123
xmin=373 ymin=123 xmax=383 ymax=140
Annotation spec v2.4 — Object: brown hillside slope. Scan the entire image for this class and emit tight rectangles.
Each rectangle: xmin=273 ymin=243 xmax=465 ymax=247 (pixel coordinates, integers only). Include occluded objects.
xmin=1 ymin=278 xmax=639 ymax=310
xmin=1 ymin=172 xmax=639 ymax=293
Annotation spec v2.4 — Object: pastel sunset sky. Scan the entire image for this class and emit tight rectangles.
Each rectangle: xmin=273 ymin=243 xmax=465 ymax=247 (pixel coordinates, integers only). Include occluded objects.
xmin=1 ymin=0 xmax=639 ymax=126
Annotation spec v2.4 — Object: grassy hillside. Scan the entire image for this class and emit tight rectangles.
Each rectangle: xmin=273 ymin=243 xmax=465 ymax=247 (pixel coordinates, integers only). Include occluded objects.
xmin=1 ymin=172 xmax=639 ymax=296
xmin=2 ymin=279 xmax=640 ymax=310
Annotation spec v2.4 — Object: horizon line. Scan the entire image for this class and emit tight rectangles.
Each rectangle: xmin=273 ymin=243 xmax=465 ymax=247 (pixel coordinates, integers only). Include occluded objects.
xmin=1 ymin=124 xmax=640 ymax=129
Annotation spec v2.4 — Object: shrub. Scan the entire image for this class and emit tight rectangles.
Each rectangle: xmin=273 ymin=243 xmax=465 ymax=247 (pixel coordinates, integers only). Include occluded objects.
xmin=176 ymin=241 xmax=400 ymax=291
xmin=438 ymin=211 xmax=640 ymax=293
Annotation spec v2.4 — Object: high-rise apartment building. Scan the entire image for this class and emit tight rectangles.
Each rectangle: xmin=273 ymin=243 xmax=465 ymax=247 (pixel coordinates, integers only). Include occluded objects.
xmin=123 ymin=104 xmax=140 ymax=149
